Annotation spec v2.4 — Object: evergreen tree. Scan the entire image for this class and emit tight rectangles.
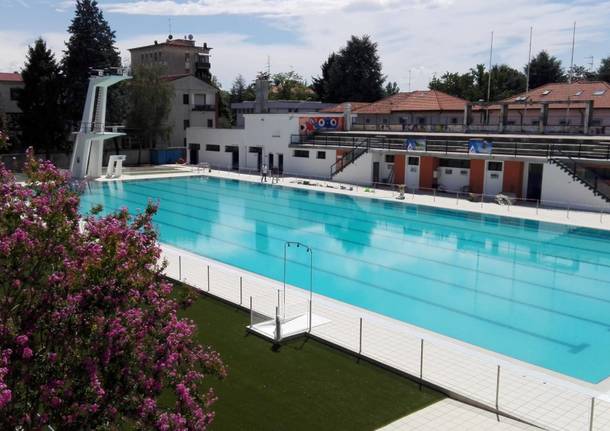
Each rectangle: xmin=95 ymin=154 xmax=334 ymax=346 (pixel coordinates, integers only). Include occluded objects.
xmin=229 ymin=74 xmax=248 ymax=103
xmin=314 ymin=36 xmax=385 ymax=103
xmin=210 ymin=76 xmax=233 ymax=128
xmin=384 ymin=81 xmax=400 ymax=97
xmin=312 ymin=53 xmax=337 ymax=102
xmin=18 ymin=38 xmax=66 ymax=156
xmin=597 ymin=57 xmax=610 ymax=83
xmin=525 ymin=51 xmax=566 ymax=89
xmin=62 ymin=0 xmax=120 ymax=123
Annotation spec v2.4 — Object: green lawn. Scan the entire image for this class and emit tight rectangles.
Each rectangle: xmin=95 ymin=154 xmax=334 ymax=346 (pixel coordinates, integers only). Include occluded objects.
xmin=177 ymin=287 xmax=444 ymax=431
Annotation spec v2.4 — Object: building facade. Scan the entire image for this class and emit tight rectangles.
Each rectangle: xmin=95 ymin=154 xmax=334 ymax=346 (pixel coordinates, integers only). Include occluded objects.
xmin=129 ymin=36 xmax=212 ymax=81
xmin=0 ymin=72 xmax=24 ymax=146
xmin=187 ymin=111 xmax=610 ymax=210
xmin=165 ymin=74 xmax=217 ymax=147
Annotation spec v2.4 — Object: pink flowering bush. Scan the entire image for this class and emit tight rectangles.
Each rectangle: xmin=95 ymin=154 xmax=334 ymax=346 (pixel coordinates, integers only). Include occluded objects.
xmin=0 ymin=149 xmax=226 ymax=429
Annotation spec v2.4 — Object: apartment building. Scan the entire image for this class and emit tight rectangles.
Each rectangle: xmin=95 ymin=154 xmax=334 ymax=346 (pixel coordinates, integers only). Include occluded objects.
xmin=129 ymin=37 xmax=218 ymax=148
xmin=0 ymin=72 xmax=24 ymax=146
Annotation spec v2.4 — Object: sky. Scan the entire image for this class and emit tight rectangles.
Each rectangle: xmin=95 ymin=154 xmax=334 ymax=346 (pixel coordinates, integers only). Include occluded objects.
xmin=1 ymin=0 xmax=610 ymax=91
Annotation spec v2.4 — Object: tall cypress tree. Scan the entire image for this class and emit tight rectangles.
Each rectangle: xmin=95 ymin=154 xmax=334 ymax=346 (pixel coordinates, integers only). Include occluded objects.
xmin=18 ymin=38 xmax=66 ymax=156
xmin=525 ymin=51 xmax=566 ymax=89
xmin=62 ymin=0 xmax=120 ymax=123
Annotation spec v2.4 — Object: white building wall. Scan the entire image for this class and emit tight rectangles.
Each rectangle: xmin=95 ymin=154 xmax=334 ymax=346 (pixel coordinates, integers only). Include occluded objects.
xmin=333 ymin=152 xmax=373 ymax=185
xmin=540 ymin=162 xmax=606 ymax=210
xmin=438 ymin=166 xmax=470 ymax=192
xmin=187 ymin=127 xmax=245 ymax=168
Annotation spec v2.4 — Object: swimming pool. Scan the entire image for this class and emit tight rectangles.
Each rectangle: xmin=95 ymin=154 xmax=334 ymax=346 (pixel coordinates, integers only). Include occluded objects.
xmin=81 ymin=176 xmax=610 ymax=383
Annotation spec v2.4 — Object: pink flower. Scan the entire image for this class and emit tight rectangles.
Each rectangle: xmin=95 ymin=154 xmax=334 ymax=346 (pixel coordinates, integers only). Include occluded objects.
xmin=21 ymin=347 xmax=33 ymax=360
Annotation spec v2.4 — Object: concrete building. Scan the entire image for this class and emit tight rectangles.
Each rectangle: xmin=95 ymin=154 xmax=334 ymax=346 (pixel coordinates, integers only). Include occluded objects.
xmin=164 ymin=74 xmax=218 ymax=147
xmin=129 ymin=37 xmax=218 ymax=148
xmin=187 ymin=109 xmax=610 ymax=210
xmin=350 ymin=91 xmax=467 ymax=131
xmin=129 ymin=36 xmax=212 ymax=81
xmin=230 ymin=77 xmax=335 ymax=128
xmin=0 ymin=72 xmax=24 ymax=145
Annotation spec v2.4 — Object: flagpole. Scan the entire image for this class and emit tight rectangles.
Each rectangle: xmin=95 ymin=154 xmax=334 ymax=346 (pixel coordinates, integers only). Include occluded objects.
xmin=568 ymin=21 xmax=576 ymax=83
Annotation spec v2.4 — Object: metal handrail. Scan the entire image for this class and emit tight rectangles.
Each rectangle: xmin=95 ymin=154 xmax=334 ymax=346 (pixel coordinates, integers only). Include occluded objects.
xmin=291 ymin=133 xmax=610 ymax=161
xmin=329 ymin=137 xmax=370 ymax=177
xmin=550 ymin=148 xmax=610 ymax=202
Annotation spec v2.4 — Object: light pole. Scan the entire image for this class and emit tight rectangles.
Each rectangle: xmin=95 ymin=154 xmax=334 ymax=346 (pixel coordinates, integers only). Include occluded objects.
xmin=283 ymin=241 xmax=313 ymax=321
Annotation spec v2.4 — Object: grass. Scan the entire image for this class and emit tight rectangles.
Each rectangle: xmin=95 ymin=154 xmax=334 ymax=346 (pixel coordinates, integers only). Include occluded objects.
xmin=176 ymin=286 xmax=444 ymax=431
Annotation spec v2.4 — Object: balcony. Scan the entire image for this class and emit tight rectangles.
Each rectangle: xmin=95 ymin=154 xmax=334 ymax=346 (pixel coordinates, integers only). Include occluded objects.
xmin=196 ymin=61 xmax=211 ymax=69
xmin=192 ymin=104 xmax=215 ymax=112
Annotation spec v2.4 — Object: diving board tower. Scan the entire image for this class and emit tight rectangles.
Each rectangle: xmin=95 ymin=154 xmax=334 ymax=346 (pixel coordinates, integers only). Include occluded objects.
xmin=69 ymin=68 xmax=131 ymax=179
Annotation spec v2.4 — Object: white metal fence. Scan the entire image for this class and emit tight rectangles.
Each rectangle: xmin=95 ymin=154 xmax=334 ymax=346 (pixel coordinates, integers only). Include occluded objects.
xmin=161 ymin=245 xmax=610 ymax=431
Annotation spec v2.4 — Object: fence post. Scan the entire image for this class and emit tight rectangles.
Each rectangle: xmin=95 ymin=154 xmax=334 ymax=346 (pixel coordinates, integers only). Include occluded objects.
xmin=567 ymin=206 xmax=570 ymax=219
xmin=207 ymin=265 xmax=210 ymax=292
xmin=456 ymin=192 xmax=459 ymax=206
xmin=419 ymin=339 xmax=424 ymax=390
xmin=433 ymin=189 xmax=436 ymax=202
xmin=589 ymin=397 xmax=595 ymax=431
xmin=536 ymin=199 xmax=539 ymax=215
xmin=308 ymin=299 xmax=312 ymax=333
xmin=495 ymin=365 xmax=501 ymax=415
xmin=358 ymin=318 xmax=363 ymax=355
xmin=239 ymin=276 xmax=243 ymax=305
xmin=178 ymin=255 xmax=182 ymax=281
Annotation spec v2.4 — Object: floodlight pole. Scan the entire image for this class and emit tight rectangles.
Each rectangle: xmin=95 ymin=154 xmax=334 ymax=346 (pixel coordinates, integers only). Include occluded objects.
xmin=283 ymin=241 xmax=313 ymax=321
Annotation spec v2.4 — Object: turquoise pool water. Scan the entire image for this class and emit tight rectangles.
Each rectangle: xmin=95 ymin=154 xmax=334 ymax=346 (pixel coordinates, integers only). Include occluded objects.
xmin=81 ymin=176 xmax=610 ymax=383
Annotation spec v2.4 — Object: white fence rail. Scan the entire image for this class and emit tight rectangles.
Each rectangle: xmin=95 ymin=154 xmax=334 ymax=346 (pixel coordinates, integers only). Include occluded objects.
xmin=161 ymin=246 xmax=610 ymax=431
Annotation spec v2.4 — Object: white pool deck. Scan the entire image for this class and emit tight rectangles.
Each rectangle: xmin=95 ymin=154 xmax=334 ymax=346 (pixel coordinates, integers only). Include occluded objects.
xmin=98 ymin=165 xmax=610 ymax=430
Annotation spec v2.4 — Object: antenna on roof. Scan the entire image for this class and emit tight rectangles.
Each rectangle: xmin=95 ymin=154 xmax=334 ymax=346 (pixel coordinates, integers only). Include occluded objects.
xmin=568 ymin=21 xmax=576 ymax=84
xmin=486 ymin=31 xmax=494 ymax=103
xmin=585 ymin=55 xmax=594 ymax=71
xmin=266 ymin=55 xmax=271 ymax=77
xmin=525 ymin=26 xmax=533 ymax=97
xmin=408 ymin=69 xmax=412 ymax=92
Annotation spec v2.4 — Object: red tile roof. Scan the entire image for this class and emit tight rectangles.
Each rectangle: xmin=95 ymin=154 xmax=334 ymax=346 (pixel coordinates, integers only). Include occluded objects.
xmin=320 ymin=102 xmax=371 ymax=113
xmin=356 ymin=91 xmax=467 ymax=114
xmin=0 ymin=72 xmax=22 ymax=82
xmin=494 ymin=81 xmax=610 ymax=110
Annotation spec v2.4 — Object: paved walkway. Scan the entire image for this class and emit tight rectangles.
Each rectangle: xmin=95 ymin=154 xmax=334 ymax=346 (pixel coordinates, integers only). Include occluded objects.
xmin=379 ymin=399 xmax=537 ymax=431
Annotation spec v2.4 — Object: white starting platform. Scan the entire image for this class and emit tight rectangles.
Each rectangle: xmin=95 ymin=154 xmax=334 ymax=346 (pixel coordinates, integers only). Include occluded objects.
xmin=106 ymin=155 xmax=126 ymax=178
xmin=248 ymin=313 xmax=330 ymax=342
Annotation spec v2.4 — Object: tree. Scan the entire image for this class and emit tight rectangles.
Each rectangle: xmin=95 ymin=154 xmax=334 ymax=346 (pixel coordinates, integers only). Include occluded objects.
xmin=62 ymin=0 xmax=120 ymax=123
xmin=0 ymin=150 xmax=226 ymax=429
xmin=312 ymin=53 xmax=337 ymax=102
xmin=229 ymin=74 xmax=249 ymax=103
xmin=525 ymin=51 xmax=566 ymax=89
xmin=18 ymin=38 xmax=66 ymax=157
xmin=269 ymin=71 xmax=315 ymax=100
xmin=429 ymin=64 xmax=525 ymax=102
xmin=383 ymin=81 xmax=400 ymax=97
xmin=314 ymin=36 xmax=386 ymax=103
xmin=126 ymin=65 xmax=172 ymax=161
xmin=567 ymin=65 xmax=597 ymax=82
xmin=210 ymin=75 xmax=233 ymax=128
xmin=597 ymin=57 xmax=610 ymax=83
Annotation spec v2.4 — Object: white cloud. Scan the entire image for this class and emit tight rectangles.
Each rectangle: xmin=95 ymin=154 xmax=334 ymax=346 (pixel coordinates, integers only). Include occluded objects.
xmin=2 ymin=0 xmax=610 ymax=93
xmin=0 ymin=31 xmax=66 ymax=72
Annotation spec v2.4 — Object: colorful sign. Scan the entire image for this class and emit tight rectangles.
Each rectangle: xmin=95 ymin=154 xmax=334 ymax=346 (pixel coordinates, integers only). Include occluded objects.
xmin=406 ymin=138 xmax=426 ymax=151
xmin=299 ymin=116 xmax=344 ymax=135
xmin=469 ymin=139 xmax=493 ymax=154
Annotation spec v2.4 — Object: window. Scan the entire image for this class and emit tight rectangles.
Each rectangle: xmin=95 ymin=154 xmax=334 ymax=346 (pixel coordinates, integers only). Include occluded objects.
xmin=417 ymin=117 xmax=426 ymax=125
xmin=591 ymin=119 xmax=602 ymax=126
xmin=225 ymin=146 xmax=238 ymax=152
xmin=439 ymin=158 xmax=470 ymax=169
xmin=9 ymin=88 xmax=22 ymax=101
xmin=451 ymin=117 xmax=458 ymax=124
xmin=206 ymin=144 xmax=220 ymax=152
xmin=487 ymin=161 xmax=503 ymax=171
xmin=541 ymin=89 xmax=552 ymax=96
xmin=316 ymin=151 xmax=326 ymax=159
xmin=408 ymin=157 xmax=419 ymax=166
xmin=385 ymin=154 xmax=395 ymax=163
xmin=207 ymin=119 xmax=213 ymax=128
xmin=293 ymin=150 xmax=309 ymax=158
xmin=183 ymin=94 xmax=189 ymax=105
xmin=593 ymin=90 xmax=607 ymax=96
xmin=574 ymin=90 xmax=583 ymax=96
xmin=183 ymin=119 xmax=190 ymax=130
xmin=531 ymin=120 xmax=539 ymax=126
